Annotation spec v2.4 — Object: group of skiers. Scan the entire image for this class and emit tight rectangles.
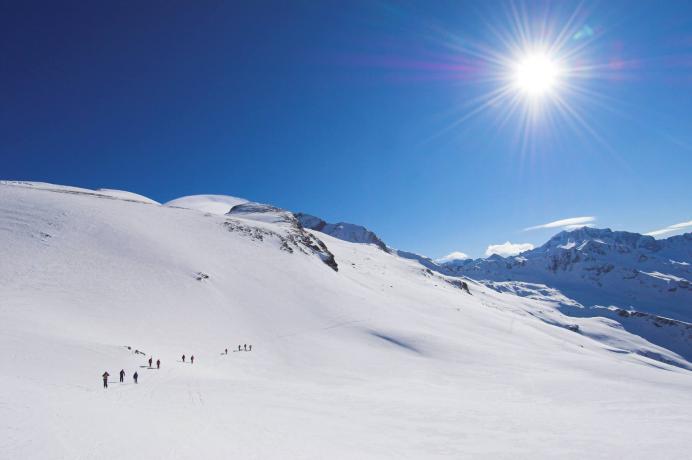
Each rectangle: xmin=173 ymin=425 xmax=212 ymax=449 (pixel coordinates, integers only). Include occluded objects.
xmin=102 ymin=355 xmax=161 ymax=388
xmin=222 ymin=344 xmax=252 ymax=354
xmin=103 ymin=345 xmax=253 ymax=388
xmin=102 ymin=369 xmax=138 ymax=388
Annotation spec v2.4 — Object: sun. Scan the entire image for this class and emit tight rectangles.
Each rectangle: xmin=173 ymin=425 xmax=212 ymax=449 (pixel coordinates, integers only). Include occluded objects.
xmin=512 ymin=51 xmax=562 ymax=97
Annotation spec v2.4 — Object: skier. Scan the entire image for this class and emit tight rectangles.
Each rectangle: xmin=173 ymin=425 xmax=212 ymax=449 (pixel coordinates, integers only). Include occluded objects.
xmin=182 ymin=354 xmax=186 ymax=363
xmin=190 ymin=355 xmax=194 ymax=364
xmin=102 ymin=371 xmax=109 ymax=388
xmin=244 ymin=344 xmax=247 ymax=351
xmin=156 ymin=359 xmax=160 ymax=369
xmin=249 ymin=344 xmax=252 ymax=351
xmin=148 ymin=357 xmax=153 ymax=368
xmin=119 ymin=369 xmax=125 ymax=383
xmin=133 ymin=372 xmax=138 ymax=384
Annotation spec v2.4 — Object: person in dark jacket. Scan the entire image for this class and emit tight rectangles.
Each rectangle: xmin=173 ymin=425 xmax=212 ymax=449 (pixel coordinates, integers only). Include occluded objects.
xmin=190 ymin=355 xmax=194 ymax=364
xmin=182 ymin=354 xmax=185 ymax=363
xmin=156 ymin=359 xmax=160 ymax=369
xmin=249 ymin=345 xmax=252 ymax=351
xmin=133 ymin=372 xmax=138 ymax=384
xmin=102 ymin=372 xmax=109 ymax=388
xmin=243 ymin=344 xmax=247 ymax=351
xmin=238 ymin=345 xmax=241 ymax=352
xmin=148 ymin=357 xmax=153 ymax=368
xmin=225 ymin=348 xmax=228 ymax=355
xmin=119 ymin=369 xmax=125 ymax=383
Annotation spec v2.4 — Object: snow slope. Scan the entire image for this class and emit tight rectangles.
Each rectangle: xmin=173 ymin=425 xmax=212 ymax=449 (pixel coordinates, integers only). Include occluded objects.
xmin=1 ymin=182 xmax=692 ymax=459
xmin=0 ymin=181 xmax=159 ymax=204
xmin=164 ymin=194 xmax=248 ymax=215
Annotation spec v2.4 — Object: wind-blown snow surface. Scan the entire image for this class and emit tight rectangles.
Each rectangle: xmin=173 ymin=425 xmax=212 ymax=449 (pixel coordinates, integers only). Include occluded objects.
xmin=1 ymin=182 xmax=692 ymax=459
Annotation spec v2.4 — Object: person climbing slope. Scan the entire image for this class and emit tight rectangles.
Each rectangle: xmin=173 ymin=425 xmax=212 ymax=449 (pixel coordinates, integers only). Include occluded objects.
xmin=119 ymin=369 xmax=125 ymax=383
xmin=238 ymin=345 xmax=241 ymax=352
xmin=249 ymin=345 xmax=252 ymax=351
xmin=102 ymin=372 xmax=109 ymax=388
xmin=190 ymin=355 xmax=194 ymax=364
xmin=244 ymin=344 xmax=247 ymax=351
xmin=182 ymin=354 xmax=185 ymax=363
xmin=156 ymin=359 xmax=160 ymax=369
xmin=225 ymin=348 xmax=228 ymax=355
xmin=148 ymin=357 xmax=153 ymax=368
xmin=133 ymin=372 xmax=138 ymax=384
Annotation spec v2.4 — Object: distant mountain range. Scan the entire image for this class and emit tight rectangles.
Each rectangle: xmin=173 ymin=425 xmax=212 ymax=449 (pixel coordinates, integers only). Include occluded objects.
xmin=443 ymin=227 xmax=692 ymax=323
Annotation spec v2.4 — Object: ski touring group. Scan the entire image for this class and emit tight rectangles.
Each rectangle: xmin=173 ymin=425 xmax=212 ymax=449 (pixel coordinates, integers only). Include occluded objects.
xmin=101 ymin=345 xmax=253 ymax=388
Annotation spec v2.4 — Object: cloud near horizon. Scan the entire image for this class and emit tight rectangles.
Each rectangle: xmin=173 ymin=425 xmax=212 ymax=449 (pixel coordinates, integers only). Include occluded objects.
xmin=645 ymin=220 xmax=692 ymax=237
xmin=435 ymin=251 xmax=470 ymax=263
xmin=525 ymin=216 xmax=596 ymax=231
xmin=485 ymin=241 xmax=534 ymax=257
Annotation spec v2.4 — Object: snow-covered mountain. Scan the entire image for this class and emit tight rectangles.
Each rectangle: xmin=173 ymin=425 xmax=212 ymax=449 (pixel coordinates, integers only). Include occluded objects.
xmin=1 ymin=182 xmax=692 ymax=459
xmin=295 ymin=212 xmax=389 ymax=251
xmin=447 ymin=227 xmax=692 ymax=322
xmin=165 ymin=194 xmax=248 ymax=215
xmin=441 ymin=227 xmax=692 ymax=361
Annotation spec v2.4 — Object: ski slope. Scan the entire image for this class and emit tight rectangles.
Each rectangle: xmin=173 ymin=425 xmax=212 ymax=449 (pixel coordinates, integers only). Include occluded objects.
xmin=1 ymin=181 xmax=691 ymax=459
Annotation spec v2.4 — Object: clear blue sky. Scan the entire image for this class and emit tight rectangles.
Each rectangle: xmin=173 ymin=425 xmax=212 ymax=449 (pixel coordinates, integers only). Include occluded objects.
xmin=2 ymin=1 xmax=691 ymax=258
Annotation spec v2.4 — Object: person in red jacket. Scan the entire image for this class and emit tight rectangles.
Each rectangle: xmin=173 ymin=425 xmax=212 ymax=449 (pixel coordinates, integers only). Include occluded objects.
xmin=102 ymin=372 xmax=109 ymax=388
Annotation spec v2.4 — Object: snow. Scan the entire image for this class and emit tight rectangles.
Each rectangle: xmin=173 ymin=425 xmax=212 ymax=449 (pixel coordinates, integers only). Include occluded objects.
xmin=164 ymin=194 xmax=248 ymax=215
xmin=671 ymin=259 xmax=690 ymax=266
xmin=96 ymin=188 xmax=160 ymax=205
xmin=641 ymin=271 xmax=686 ymax=283
xmin=0 ymin=181 xmax=159 ymax=204
xmin=1 ymin=182 xmax=692 ymax=459
xmin=450 ymin=227 xmax=692 ymax=325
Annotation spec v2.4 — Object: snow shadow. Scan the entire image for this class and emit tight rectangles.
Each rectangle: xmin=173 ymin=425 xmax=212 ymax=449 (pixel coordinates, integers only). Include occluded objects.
xmin=369 ymin=331 xmax=422 ymax=355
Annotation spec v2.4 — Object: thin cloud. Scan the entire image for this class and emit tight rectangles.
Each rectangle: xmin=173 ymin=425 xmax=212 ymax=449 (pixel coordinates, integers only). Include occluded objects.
xmin=525 ymin=216 xmax=595 ymax=231
xmin=485 ymin=241 xmax=534 ymax=257
xmin=435 ymin=251 xmax=470 ymax=263
xmin=645 ymin=220 xmax=692 ymax=237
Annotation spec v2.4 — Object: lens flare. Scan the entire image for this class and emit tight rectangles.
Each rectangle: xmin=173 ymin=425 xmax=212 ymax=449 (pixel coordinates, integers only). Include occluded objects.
xmin=512 ymin=52 xmax=562 ymax=96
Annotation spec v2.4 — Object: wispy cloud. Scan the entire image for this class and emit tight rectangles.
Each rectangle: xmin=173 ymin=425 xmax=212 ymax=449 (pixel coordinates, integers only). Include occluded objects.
xmin=524 ymin=216 xmax=596 ymax=231
xmin=485 ymin=241 xmax=534 ymax=257
xmin=435 ymin=251 xmax=470 ymax=263
xmin=645 ymin=220 xmax=692 ymax=237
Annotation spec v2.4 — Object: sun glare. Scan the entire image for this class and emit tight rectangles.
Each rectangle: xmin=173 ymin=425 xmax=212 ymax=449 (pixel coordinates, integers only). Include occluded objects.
xmin=512 ymin=52 xmax=562 ymax=97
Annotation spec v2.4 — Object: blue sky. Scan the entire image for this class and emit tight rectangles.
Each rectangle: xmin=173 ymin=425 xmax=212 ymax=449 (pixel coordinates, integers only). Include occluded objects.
xmin=2 ymin=1 xmax=691 ymax=258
